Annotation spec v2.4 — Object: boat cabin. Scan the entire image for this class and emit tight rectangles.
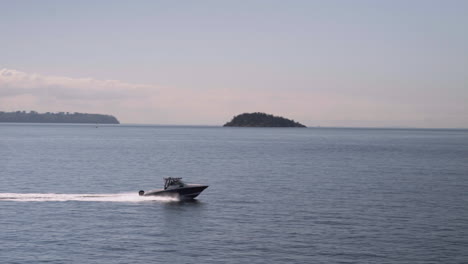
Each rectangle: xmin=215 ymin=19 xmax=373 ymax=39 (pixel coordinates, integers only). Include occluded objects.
xmin=164 ymin=177 xmax=185 ymax=190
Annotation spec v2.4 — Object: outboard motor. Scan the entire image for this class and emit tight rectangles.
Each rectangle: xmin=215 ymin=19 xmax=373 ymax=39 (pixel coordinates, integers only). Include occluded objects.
xmin=138 ymin=190 xmax=145 ymax=196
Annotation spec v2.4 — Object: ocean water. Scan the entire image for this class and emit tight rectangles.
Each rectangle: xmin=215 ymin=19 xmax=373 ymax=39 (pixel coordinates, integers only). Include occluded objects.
xmin=0 ymin=124 xmax=467 ymax=263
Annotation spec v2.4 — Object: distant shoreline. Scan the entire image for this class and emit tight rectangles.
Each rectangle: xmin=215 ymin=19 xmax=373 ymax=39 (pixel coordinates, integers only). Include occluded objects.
xmin=2 ymin=123 xmax=465 ymax=131
xmin=0 ymin=111 xmax=120 ymax=124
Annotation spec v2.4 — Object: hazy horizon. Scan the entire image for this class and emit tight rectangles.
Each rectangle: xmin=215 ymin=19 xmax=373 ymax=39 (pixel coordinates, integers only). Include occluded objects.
xmin=1 ymin=1 xmax=467 ymax=128
xmin=2 ymin=109 xmax=468 ymax=130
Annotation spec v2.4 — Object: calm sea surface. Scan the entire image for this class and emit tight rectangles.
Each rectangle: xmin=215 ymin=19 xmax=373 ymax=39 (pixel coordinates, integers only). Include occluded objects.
xmin=1 ymin=124 xmax=467 ymax=263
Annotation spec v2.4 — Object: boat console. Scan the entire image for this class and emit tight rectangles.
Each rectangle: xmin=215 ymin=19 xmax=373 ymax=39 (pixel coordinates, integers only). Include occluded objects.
xmin=164 ymin=177 xmax=185 ymax=190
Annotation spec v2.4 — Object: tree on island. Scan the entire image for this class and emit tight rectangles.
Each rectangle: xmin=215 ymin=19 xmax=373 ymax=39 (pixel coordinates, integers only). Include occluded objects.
xmin=223 ymin=112 xmax=306 ymax=127
xmin=0 ymin=111 xmax=120 ymax=124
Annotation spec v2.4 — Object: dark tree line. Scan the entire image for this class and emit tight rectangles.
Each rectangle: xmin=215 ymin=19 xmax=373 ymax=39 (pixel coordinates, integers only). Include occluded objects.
xmin=224 ymin=112 xmax=306 ymax=127
xmin=0 ymin=111 xmax=120 ymax=124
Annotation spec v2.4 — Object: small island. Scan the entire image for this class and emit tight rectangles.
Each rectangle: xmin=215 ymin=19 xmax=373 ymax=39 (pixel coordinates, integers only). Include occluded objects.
xmin=0 ymin=111 xmax=120 ymax=124
xmin=224 ymin=112 xmax=306 ymax=127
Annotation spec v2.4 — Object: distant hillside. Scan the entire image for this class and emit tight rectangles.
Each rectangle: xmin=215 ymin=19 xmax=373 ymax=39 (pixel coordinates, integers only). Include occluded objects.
xmin=0 ymin=111 xmax=120 ymax=124
xmin=224 ymin=112 xmax=306 ymax=127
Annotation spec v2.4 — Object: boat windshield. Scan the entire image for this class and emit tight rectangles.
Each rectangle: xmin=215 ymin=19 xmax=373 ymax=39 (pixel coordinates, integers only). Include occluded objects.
xmin=164 ymin=177 xmax=184 ymax=189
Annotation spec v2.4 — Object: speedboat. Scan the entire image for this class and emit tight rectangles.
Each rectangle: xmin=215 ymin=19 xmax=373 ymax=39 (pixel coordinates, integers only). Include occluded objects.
xmin=139 ymin=177 xmax=208 ymax=200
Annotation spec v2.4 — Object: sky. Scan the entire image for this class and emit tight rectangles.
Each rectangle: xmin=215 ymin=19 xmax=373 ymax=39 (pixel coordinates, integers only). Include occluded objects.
xmin=1 ymin=0 xmax=467 ymax=127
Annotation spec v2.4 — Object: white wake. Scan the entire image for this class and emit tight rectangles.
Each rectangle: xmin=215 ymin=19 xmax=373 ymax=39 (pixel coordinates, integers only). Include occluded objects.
xmin=0 ymin=192 xmax=179 ymax=202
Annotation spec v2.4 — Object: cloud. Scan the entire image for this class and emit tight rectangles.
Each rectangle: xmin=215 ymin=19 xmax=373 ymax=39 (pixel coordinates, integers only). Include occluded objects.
xmin=0 ymin=68 xmax=153 ymax=100
xmin=0 ymin=68 xmax=164 ymax=123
